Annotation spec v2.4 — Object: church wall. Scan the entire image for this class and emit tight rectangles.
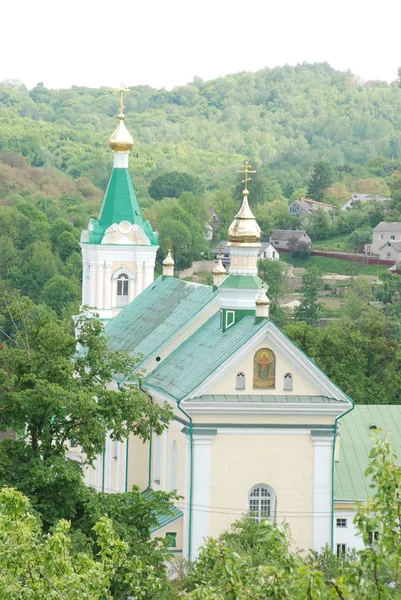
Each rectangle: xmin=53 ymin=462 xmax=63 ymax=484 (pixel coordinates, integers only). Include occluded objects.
xmin=207 ymin=338 xmax=323 ymax=397
xmin=208 ymin=431 xmax=315 ymax=550
xmin=151 ymin=517 xmax=183 ymax=554
xmin=127 ymin=435 xmax=150 ymax=491
xmin=187 ymin=414 xmax=335 ymax=426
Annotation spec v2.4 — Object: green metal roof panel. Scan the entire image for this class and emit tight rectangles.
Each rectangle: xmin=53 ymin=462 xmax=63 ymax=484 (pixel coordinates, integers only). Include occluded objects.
xmin=141 ymin=490 xmax=183 ymax=533
xmin=145 ymin=314 xmax=268 ymax=400
xmin=335 ymin=405 xmax=401 ymax=501
xmin=105 ymin=277 xmax=218 ymax=378
xmin=186 ymin=395 xmax=348 ymax=404
xmin=88 ymin=168 xmax=157 ymax=244
xmin=219 ymin=274 xmax=262 ymax=289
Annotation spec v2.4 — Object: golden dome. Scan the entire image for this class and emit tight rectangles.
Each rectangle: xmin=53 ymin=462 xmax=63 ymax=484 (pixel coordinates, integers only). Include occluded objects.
xmin=163 ymin=249 xmax=175 ymax=266
xmin=228 ymin=190 xmax=261 ymax=243
xmin=256 ymin=281 xmax=270 ymax=306
xmin=109 ymin=113 xmax=134 ymax=152
xmin=213 ymin=257 xmax=226 ymax=275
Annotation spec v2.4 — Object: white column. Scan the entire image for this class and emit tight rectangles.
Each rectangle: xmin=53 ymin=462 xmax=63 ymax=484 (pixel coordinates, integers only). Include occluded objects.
xmin=104 ymin=262 xmax=112 ymax=310
xmin=113 ymin=152 xmax=129 ymax=169
xmin=97 ymin=263 xmax=104 ymax=309
xmin=82 ymin=262 xmax=89 ymax=305
xmin=162 ymin=429 xmax=169 ymax=490
xmin=312 ymin=434 xmax=334 ymax=550
xmin=191 ymin=434 xmax=215 ymax=559
xmin=183 ymin=436 xmax=190 ymax=559
xmin=89 ymin=264 xmax=96 ymax=308
xmin=136 ymin=263 xmax=143 ymax=296
xmin=144 ymin=263 xmax=154 ymax=289
xmin=129 ymin=276 xmax=135 ymax=302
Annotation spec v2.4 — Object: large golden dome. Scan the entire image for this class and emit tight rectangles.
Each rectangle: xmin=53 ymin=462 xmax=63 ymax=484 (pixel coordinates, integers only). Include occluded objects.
xmin=228 ymin=189 xmax=261 ymax=244
xmin=109 ymin=113 xmax=134 ymax=153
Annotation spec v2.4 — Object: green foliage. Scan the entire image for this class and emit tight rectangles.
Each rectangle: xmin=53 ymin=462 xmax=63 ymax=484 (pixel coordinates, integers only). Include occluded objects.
xmin=148 ymin=171 xmax=204 ymax=200
xmin=294 ymin=268 xmax=323 ymax=325
xmin=258 ymin=259 xmax=288 ymax=323
xmin=307 ymin=161 xmax=334 ymax=201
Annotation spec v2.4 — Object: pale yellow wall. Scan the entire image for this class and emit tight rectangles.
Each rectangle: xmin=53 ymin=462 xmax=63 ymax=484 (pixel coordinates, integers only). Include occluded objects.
xmin=208 ymin=338 xmax=323 ymax=397
xmin=209 ymin=432 xmax=315 ymax=550
xmin=127 ymin=435 xmax=150 ymax=491
xmin=151 ymin=517 xmax=183 ymax=551
xmin=151 ymin=420 xmax=187 ymax=499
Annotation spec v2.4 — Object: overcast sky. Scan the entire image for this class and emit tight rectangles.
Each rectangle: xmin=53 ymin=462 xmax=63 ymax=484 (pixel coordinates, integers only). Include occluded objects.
xmin=2 ymin=0 xmax=401 ymax=90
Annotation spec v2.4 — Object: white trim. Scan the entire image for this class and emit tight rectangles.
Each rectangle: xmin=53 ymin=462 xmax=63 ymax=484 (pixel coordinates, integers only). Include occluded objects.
xmin=217 ymin=428 xmax=312 ymax=435
xmin=191 ymin=433 xmax=215 ymax=558
xmin=181 ymin=402 xmax=347 ymax=416
xmin=312 ymin=436 xmax=333 ymax=551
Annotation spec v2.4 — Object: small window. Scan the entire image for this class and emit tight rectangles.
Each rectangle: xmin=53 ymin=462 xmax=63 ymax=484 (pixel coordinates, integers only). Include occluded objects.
xmin=336 ymin=543 xmax=347 ymax=557
xmin=283 ymin=373 xmax=293 ymax=391
xmin=248 ymin=484 xmax=275 ymax=523
xmin=387 ymin=252 xmax=391 ymax=257
xmin=117 ymin=273 xmax=129 ymax=296
xmin=69 ymin=439 xmax=78 ymax=448
xmin=166 ymin=532 xmax=177 ymax=548
xmin=380 ymin=234 xmax=384 ymax=239
xmin=368 ymin=531 xmax=379 ymax=545
xmin=236 ymin=372 xmax=245 ymax=390
xmin=112 ymin=440 xmax=119 ymax=460
xmin=336 ymin=518 xmax=347 ymax=528
xmin=390 ymin=235 xmax=396 ymax=240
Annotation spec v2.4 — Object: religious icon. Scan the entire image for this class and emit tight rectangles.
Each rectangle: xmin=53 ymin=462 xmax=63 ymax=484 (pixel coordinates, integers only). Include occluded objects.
xmin=253 ymin=348 xmax=275 ymax=389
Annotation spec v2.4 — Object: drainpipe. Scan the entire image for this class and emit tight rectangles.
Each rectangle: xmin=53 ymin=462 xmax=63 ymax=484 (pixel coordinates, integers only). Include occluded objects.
xmin=125 ymin=436 xmax=129 ymax=493
xmin=177 ymin=400 xmax=193 ymax=562
xmin=148 ymin=425 xmax=153 ymax=489
xmin=102 ymin=438 xmax=106 ymax=493
xmin=331 ymin=401 xmax=354 ymax=550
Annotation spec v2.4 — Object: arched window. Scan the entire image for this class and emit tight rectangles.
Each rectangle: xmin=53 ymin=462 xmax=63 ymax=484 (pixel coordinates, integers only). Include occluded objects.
xmin=253 ymin=348 xmax=275 ymax=389
xmin=283 ymin=373 xmax=293 ymax=391
xmin=116 ymin=273 xmax=129 ymax=307
xmin=236 ymin=372 xmax=245 ymax=390
xmin=171 ymin=441 xmax=177 ymax=491
xmin=248 ymin=484 xmax=276 ymax=523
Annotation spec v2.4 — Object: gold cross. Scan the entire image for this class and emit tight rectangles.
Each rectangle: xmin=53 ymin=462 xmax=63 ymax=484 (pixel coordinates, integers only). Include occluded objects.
xmin=118 ymin=82 xmax=130 ymax=115
xmin=237 ymin=160 xmax=256 ymax=191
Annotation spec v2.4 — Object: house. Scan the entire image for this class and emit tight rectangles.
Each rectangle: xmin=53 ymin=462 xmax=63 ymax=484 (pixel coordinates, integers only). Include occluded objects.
xmin=289 ymin=198 xmax=334 ymax=222
xmin=341 ymin=194 xmax=391 ymax=212
xmin=71 ymin=102 xmax=390 ymax=561
xmin=212 ymin=241 xmax=279 ymax=268
xmin=365 ymin=222 xmax=401 ymax=255
xmin=378 ymin=241 xmax=401 ymax=263
xmin=270 ymin=229 xmax=312 ymax=251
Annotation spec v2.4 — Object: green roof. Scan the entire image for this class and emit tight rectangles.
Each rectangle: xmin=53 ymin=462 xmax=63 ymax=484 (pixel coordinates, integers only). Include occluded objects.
xmin=335 ymin=405 xmax=401 ymax=502
xmin=145 ymin=313 xmax=268 ymax=400
xmin=87 ymin=168 xmax=157 ymax=244
xmin=219 ymin=274 xmax=262 ymax=289
xmin=186 ymin=395 xmax=348 ymax=404
xmin=105 ymin=277 xmax=218 ymax=380
xmin=141 ymin=490 xmax=183 ymax=533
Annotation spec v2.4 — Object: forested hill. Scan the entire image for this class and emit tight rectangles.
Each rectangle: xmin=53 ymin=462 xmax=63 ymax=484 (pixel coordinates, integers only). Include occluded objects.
xmin=1 ymin=62 xmax=401 ymax=199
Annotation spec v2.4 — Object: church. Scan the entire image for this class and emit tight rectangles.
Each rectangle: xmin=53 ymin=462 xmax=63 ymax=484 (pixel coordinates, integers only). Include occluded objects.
xmin=73 ymin=95 xmax=394 ymax=560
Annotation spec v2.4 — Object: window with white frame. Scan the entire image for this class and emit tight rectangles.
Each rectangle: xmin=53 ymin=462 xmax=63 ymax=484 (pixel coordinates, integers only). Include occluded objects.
xmin=390 ymin=235 xmax=396 ymax=240
xmin=283 ymin=372 xmax=293 ymax=391
xmin=248 ymin=484 xmax=275 ymax=523
xmin=336 ymin=543 xmax=347 ymax=556
xmin=336 ymin=518 xmax=347 ymax=528
xmin=236 ymin=372 xmax=245 ymax=390
xmin=117 ymin=273 xmax=129 ymax=296
xmin=368 ymin=531 xmax=379 ymax=545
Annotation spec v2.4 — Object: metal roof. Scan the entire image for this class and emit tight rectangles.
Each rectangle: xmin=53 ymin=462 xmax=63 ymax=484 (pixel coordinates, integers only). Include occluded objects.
xmin=186 ymin=394 xmax=348 ymax=404
xmin=374 ymin=222 xmax=401 ymax=233
xmin=271 ymin=229 xmax=310 ymax=240
xmin=141 ymin=490 xmax=183 ymax=533
xmin=105 ymin=276 xmax=218 ymax=378
xmin=145 ymin=313 xmax=268 ymax=400
xmin=335 ymin=405 xmax=401 ymax=502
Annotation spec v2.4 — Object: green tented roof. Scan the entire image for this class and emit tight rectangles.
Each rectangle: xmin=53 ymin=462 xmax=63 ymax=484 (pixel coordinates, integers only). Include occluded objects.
xmin=186 ymin=395 xmax=348 ymax=404
xmin=145 ymin=314 xmax=268 ymax=400
xmin=335 ymin=405 xmax=401 ymax=501
xmin=219 ymin=274 xmax=262 ymax=289
xmin=141 ymin=490 xmax=183 ymax=533
xmin=86 ymin=168 xmax=157 ymax=244
xmin=105 ymin=277 xmax=218 ymax=380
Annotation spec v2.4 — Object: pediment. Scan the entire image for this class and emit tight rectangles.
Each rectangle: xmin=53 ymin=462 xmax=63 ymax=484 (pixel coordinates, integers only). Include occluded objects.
xmin=101 ymin=221 xmax=150 ymax=245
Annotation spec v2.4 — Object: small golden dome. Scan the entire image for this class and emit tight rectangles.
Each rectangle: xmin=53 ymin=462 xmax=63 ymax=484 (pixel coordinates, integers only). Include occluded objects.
xmin=213 ymin=257 xmax=226 ymax=275
xmin=109 ymin=114 xmax=134 ymax=152
xmin=163 ymin=249 xmax=175 ymax=266
xmin=228 ymin=190 xmax=261 ymax=243
xmin=256 ymin=282 xmax=270 ymax=306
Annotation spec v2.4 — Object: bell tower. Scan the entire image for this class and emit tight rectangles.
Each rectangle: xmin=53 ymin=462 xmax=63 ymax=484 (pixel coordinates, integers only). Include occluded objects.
xmin=80 ymin=86 xmax=158 ymax=321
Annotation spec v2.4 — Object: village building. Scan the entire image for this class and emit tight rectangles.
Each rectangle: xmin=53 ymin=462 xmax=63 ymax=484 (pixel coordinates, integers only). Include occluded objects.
xmin=212 ymin=241 xmax=279 ymax=268
xmin=364 ymin=221 xmax=401 ymax=255
xmin=341 ymin=193 xmax=391 ymax=211
xmin=289 ymin=198 xmax=334 ymax=222
xmin=378 ymin=241 xmax=401 ymax=264
xmin=71 ymin=101 xmax=391 ymax=560
xmin=270 ymin=229 xmax=312 ymax=251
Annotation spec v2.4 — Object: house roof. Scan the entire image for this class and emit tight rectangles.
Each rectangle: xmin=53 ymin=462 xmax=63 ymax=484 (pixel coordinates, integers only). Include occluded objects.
xmin=141 ymin=490 xmax=183 ymax=533
xmin=295 ymin=198 xmax=334 ymax=209
xmin=349 ymin=194 xmax=390 ymax=202
xmin=271 ymin=229 xmax=309 ymax=240
xmin=379 ymin=241 xmax=401 ymax=252
xmin=212 ymin=241 xmax=274 ymax=257
xmin=374 ymin=222 xmax=401 ymax=233
xmin=144 ymin=313 xmax=268 ymax=400
xmin=186 ymin=394 xmax=348 ymax=404
xmin=335 ymin=405 xmax=401 ymax=502
xmin=105 ymin=276 xmax=218 ymax=378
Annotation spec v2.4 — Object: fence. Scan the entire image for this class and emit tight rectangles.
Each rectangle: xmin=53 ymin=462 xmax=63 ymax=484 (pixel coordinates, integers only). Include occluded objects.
xmin=177 ymin=260 xmax=215 ymax=279
xmin=278 ymin=247 xmax=395 ymax=267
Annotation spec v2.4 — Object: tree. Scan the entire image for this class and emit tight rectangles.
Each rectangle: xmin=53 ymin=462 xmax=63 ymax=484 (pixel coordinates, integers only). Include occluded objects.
xmin=307 ymin=208 xmax=333 ymax=241
xmin=42 ymin=274 xmax=80 ymax=315
xmin=294 ymin=269 xmax=323 ymax=325
xmin=0 ymin=292 xmax=172 ymax=523
xmin=307 ymin=161 xmax=334 ymax=202
xmin=148 ymin=171 xmax=204 ymax=200
xmin=258 ymin=259 xmax=287 ymax=320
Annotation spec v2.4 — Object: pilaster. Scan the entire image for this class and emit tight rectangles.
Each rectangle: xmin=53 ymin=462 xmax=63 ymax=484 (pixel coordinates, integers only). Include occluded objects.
xmin=191 ymin=433 xmax=215 ymax=559
xmin=312 ymin=433 xmax=334 ymax=550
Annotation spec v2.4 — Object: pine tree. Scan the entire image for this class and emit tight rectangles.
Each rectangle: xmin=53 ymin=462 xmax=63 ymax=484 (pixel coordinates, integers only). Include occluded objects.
xmin=294 ymin=269 xmax=323 ymax=325
xmin=307 ymin=161 xmax=334 ymax=201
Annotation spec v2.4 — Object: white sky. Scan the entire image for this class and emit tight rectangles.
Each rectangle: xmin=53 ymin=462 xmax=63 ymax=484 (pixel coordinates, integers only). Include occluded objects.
xmin=2 ymin=0 xmax=401 ymax=90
